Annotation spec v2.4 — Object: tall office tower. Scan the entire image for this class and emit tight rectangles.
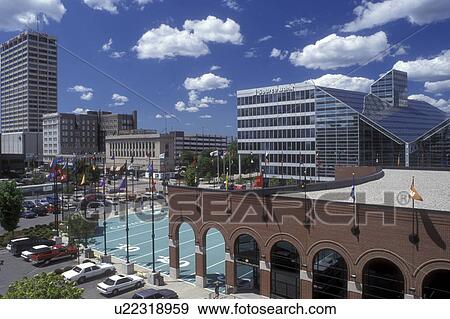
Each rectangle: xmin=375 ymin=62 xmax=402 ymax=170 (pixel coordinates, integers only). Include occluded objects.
xmin=0 ymin=31 xmax=57 ymax=169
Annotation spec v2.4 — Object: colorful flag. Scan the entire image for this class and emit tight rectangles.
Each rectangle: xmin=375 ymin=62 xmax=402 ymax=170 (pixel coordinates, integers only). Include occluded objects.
xmin=210 ymin=150 xmax=219 ymax=157
xmin=265 ymin=151 xmax=269 ymax=165
xmin=99 ymin=179 xmax=105 ymax=188
xmin=119 ymin=177 xmax=127 ymax=191
xmin=111 ymin=155 xmax=115 ymax=160
xmin=147 ymin=163 xmax=153 ymax=173
xmin=48 ymin=172 xmax=56 ymax=181
xmin=409 ymin=177 xmax=423 ymax=202
xmin=80 ymin=174 xmax=86 ymax=186
xmin=159 ymin=153 xmax=166 ymax=159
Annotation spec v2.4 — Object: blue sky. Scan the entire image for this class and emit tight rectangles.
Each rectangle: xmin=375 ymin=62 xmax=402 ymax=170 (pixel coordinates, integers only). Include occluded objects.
xmin=1 ymin=0 xmax=450 ymax=136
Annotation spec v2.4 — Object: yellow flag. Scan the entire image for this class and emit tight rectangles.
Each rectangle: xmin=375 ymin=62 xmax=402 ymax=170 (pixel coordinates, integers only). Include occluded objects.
xmin=409 ymin=177 xmax=423 ymax=201
xmin=80 ymin=174 xmax=86 ymax=186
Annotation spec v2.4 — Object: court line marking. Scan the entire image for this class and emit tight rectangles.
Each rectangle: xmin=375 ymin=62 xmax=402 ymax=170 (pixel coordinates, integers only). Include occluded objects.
xmin=129 ymin=230 xmax=223 ymax=262
xmin=98 ymin=224 xmax=169 ymax=244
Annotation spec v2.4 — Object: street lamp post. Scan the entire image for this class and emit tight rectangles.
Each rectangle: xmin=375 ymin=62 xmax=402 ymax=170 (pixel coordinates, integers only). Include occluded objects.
xmin=125 ymin=160 xmax=130 ymax=264
xmin=147 ymin=156 xmax=156 ymax=273
xmin=250 ymin=152 xmax=254 ymax=189
xmin=102 ymin=154 xmax=107 ymax=257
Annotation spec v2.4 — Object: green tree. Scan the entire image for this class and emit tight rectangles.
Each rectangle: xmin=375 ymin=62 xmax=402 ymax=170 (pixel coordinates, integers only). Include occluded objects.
xmin=2 ymin=272 xmax=83 ymax=299
xmin=185 ymin=164 xmax=198 ymax=187
xmin=180 ymin=151 xmax=195 ymax=167
xmin=268 ymin=178 xmax=280 ymax=187
xmin=67 ymin=213 xmax=94 ymax=246
xmin=0 ymin=181 xmax=23 ymax=237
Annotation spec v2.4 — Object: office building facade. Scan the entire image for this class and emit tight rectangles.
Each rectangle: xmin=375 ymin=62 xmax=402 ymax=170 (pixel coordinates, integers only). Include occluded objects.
xmin=172 ymin=131 xmax=229 ymax=155
xmin=237 ymin=70 xmax=450 ymax=181
xmin=42 ymin=110 xmax=137 ymax=163
xmin=0 ymin=31 xmax=57 ymax=167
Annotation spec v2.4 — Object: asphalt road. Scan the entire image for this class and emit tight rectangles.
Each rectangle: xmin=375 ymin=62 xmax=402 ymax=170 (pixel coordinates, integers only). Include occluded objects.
xmin=0 ymin=214 xmax=55 ymax=236
xmin=0 ymin=248 xmax=146 ymax=298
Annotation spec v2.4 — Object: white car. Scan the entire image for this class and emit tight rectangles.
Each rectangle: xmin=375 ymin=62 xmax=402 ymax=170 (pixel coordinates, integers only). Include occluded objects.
xmin=21 ymin=244 xmax=52 ymax=261
xmin=63 ymin=262 xmax=116 ymax=284
xmin=97 ymin=274 xmax=145 ymax=296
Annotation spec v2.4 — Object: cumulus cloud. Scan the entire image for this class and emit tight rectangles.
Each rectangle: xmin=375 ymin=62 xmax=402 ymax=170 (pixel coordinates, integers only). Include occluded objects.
xmin=270 ymin=48 xmax=289 ymax=60
xmin=244 ymin=48 xmax=258 ymax=58
xmin=183 ymin=16 xmax=243 ymax=45
xmin=199 ymin=114 xmax=212 ymax=119
xmin=72 ymin=108 xmax=91 ymax=115
xmin=425 ymin=79 xmax=450 ymax=93
xmin=133 ymin=16 xmax=242 ymax=60
xmin=409 ymin=94 xmax=450 ymax=113
xmin=285 ymin=17 xmax=312 ymax=29
xmin=102 ymin=38 xmax=113 ymax=51
xmin=175 ymin=101 xmax=199 ymax=113
xmin=176 ymin=89 xmax=228 ymax=113
xmin=342 ymin=0 xmax=450 ymax=32
xmin=289 ymin=31 xmax=389 ymax=70
xmin=0 ymin=0 xmax=66 ymax=31
xmin=83 ymin=0 xmax=121 ymax=14
xmin=258 ymin=35 xmax=273 ymax=42
xmin=68 ymin=85 xmax=94 ymax=101
xmin=309 ymin=74 xmax=374 ymax=92
xmin=272 ymin=77 xmax=282 ymax=83
xmin=110 ymin=51 xmax=126 ymax=58
xmin=155 ymin=113 xmax=174 ymax=119
xmin=210 ymin=65 xmax=221 ymax=71
xmin=184 ymin=73 xmax=231 ymax=91
xmin=222 ymin=0 xmax=241 ymax=11
xmin=111 ymin=93 xmax=129 ymax=106
xmin=394 ymin=50 xmax=450 ymax=81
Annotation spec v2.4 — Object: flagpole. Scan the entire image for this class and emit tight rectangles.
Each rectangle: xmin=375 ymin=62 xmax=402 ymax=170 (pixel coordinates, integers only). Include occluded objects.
xmin=83 ymin=155 xmax=87 ymax=246
xmin=113 ymin=155 xmax=116 ymax=213
xmin=216 ymin=151 xmax=220 ymax=188
xmin=103 ymin=154 xmax=107 ymax=256
xmin=151 ymin=160 xmax=155 ymax=273
xmin=125 ymin=159 xmax=130 ymax=264
xmin=65 ymin=158 xmax=69 ymax=219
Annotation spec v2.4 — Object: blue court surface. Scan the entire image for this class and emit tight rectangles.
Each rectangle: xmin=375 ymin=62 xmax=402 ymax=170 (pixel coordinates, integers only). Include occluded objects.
xmin=89 ymin=209 xmax=227 ymax=289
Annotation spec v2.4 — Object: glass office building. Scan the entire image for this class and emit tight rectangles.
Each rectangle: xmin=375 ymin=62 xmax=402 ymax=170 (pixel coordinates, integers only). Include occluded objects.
xmin=237 ymin=69 xmax=450 ymax=181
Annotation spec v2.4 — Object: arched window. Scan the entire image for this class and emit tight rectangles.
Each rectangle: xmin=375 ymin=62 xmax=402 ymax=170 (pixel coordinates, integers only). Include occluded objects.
xmin=313 ymin=249 xmax=348 ymax=298
xmin=271 ymin=241 xmax=300 ymax=298
xmin=234 ymin=234 xmax=260 ymax=294
xmin=362 ymin=259 xmax=404 ymax=299
xmin=422 ymin=269 xmax=450 ymax=299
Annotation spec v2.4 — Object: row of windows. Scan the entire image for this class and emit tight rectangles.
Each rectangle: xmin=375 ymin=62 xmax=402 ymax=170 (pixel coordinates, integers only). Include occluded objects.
xmin=238 ymin=103 xmax=315 ymax=116
xmin=237 ymin=89 xmax=315 ymax=106
xmin=238 ymin=128 xmax=316 ymax=139
xmin=238 ymin=141 xmax=315 ymax=152
xmin=264 ymin=165 xmax=316 ymax=178
xmin=238 ymin=115 xmax=315 ymax=128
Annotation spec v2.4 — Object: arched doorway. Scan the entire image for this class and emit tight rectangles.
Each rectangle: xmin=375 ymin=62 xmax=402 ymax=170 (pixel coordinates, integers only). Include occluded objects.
xmin=178 ymin=223 xmax=196 ymax=283
xmin=362 ymin=259 xmax=404 ymax=299
xmin=204 ymin=228 xmax=226 ymax=292
xmin=422 ymin=269 xmax=450 ymax=299
xmin=313 ymin=249 xmax=348 ymax=298
xmin=234 ymin=234 xmax=260 ymax=294
xmin=270 ymin=241 xmax=300 ymax=298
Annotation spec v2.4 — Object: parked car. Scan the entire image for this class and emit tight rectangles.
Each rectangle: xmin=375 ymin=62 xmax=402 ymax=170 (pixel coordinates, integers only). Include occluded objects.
xmin=21 ymin=244 xmax=52 ymax=261
xmin=37 ymin=198 xmax=49 ymax=206
xmin=23 ymin=200 xmax=36 ymax=209
xmin=20 ymin=209 xmax=37 ymax=219
xmin=31 ymin=205 xmax=48 ymax=216
xmin=97 ymin=274 xmax=145 ymax=296
xmin=132 ymin=289 xmax=178 ymax=299
xmin=6 ymin=238 xmax=56 ymax=256
xmin=30 ymin=244 xmax=78 ymax=266
xmin=63 ymin=262 xmax=115 ymax=284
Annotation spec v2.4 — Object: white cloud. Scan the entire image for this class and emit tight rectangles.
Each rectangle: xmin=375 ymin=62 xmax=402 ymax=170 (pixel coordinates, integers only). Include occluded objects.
xmin=244 ymin=48 xmax=258 ymax=58
xmin=112 ymin=93 xmax=129 ymax=106
xmin=258 ymin=35 xmax=273 ymax=42
xmin=133 ymin=24 xmax=209 ymax=59
xmin=68 ymin=85 xmax=94 ymax=101
xmin=72 ymin=108 xmax=91 ymax=115
xmin=155 ymin=114 xmax=163 ymax=119
xmin=183 ymin=16 xmax=243 ymax=45
xmin=425 ymin=79 xmax=450 ymax=93
xmin=394 ymin=50 xmax=450 ymax=81
xmin=289 ymin=31 xmax=389 ymax=70
xmin=285 ymin=17 xmax=312 ymax=29
xmin=155 ymin=113 xmax=174 ymax=119
xmin=110 ymin=51 xmax=126 ymax=58
xmin=199 ymin=114 xmax=212 ymax=119
xmin=409 ymin=94 xmax=450 ymax=112
xmin=133 ymin=16 xmax=242 ymax=60
xmin=270 ymin=48 xmax=289 ymax=60
xmin=272 ymin=77 xmax=282 ymax=83
xmin=342 ymin=0 xmax=450 ymax=32
xmin=175 ymin=101 xmax=199 ymax=113
xmin=102 ymin=38 xmax=113 ymax=51
xmin=310 ymin=74 xmax=374 ymax=92
xmin=200 ymin=96 xmax=227 ymax=105
xmin=0 ymin=0 xmax=66 ymax=31
xmin=184 ymin=73 xmax=231 ymax=91
xmin=210 ymin=65 xmax=221 ymax=71
xmin=222 ymin=0 xmax=241 ymax=11
xmin=83 ymin=0 xmax=121 ymax=14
